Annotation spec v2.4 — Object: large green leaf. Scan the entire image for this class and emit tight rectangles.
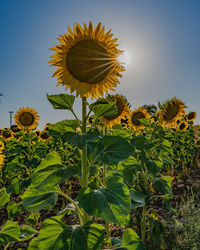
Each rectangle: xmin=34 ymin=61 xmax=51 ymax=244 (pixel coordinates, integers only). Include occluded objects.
xmin=0 ymin=188 xmax=10 ymax=207
xmin=0 ymin=220 xmax=20 ymax=245
xmin=49 ymin=120 xmax=78 ymax=137
xmin=21 ymin=186 xmax=59 ymax=212
xmin=7 ymin=201 xmax=23 ymax=220
xmin=116 ymin=228 xmax=146 ymax=250
xmin=77 ymin=175 xmax=130 ymax=226
xmin=37 ymin=216 xmax=105 ymax=250
xmin=130 ymin=189 xmax=146 ymax=209
xmin=47 ymin=93 xmax=75 ymax=110
xmin=65 ymin=132 xmax=100 ymax=149
xmin=93 ymin=102 xmax=117 ymax=118
xmin=153 ymin=176 xmax=172 ymax=195
xmin=91 ymin=136 xmax=133 ymax=165
xmin=31 ymin=152 xmax=80 ymax=189
xmin=19 ymin=225 xmax=36 ymax=241
xmin=28 ymin=237 xmax=39 ymax=250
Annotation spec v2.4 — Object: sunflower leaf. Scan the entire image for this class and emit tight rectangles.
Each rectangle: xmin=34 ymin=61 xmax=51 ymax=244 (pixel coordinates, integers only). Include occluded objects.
xmin=93 ymin=102 xmax=117 ymax=118
xmin=37 ymin=217 xmax=105 ymax=250
xmin=47 ymin=93 xmax=75 ymax=110
xmin=77 ymin=174 xmax=131 ymax=226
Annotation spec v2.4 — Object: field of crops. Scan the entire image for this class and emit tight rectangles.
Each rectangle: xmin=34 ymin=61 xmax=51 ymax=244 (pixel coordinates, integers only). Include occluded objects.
xmin=0 ymin=22 xmax=200 ymax=250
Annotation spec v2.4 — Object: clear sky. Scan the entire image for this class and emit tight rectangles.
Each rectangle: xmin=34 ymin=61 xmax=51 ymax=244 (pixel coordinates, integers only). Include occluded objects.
xmin=0 ymin=0 xmax=200 ymax=129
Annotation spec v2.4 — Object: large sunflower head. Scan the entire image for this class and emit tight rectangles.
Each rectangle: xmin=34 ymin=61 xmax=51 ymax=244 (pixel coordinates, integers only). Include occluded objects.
xmin=159 ymin=97 xmax=186 ymax=128
xmin=187 ymin=111 xmax=196 ymax=122
xmin=49 ymin=21 xmax=124 ymax=99
xmin=128 ymin=107 xmax=151 ymax=131
xmin=101 ymin=94 xmax=130 ymax=128
xmin=14 ymin=107 xmax=39 ymax=130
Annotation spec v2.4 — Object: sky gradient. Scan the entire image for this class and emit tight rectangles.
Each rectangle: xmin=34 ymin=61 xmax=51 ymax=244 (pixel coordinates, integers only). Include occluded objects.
xmin=0 ymin=0 xmax=200 ymax=129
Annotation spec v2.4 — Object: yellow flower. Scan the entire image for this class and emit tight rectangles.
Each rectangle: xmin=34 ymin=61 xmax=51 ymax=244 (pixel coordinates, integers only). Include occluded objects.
xmin=14 ymin=107 xmax=39 ymax=130
xmin=159 ymin=97 xmax=186 ymax=128
xmin=177 ymin=121 xmax=188 ymax=132
xmin=49 ymin=21 xmax=124 ymax=99
xmin=34 ymin=130 xmax=41 ymax=137
xmin=0 ymin=140 xmax=5 ymax=152
xmin=39 ymin=131 xmax=50 ymax=142
xmin=0 ymin=129 xmax=14 ymax=141
xmin=10 ymin=125 xmax=20 ymax=133
xmin=187 ymin=111 xmax=197 ymax=122
xmin=128 ymin=107 xmax=150 ymax=131
xmin=102 ymin=95 xmax=130 ymax=128
xmin=0 ymin=154 xmax=5 ymax=170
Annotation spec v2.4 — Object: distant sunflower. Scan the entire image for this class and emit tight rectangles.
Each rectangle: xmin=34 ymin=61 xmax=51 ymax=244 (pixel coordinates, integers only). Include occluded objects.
xmin=159 ymin=97 xmax=186 ymax=128
xmin=49 ymin=21 xmax=124 ymax=99
xmin=34 ymin=130 xmax=41 ymax=137
xmin=0 ymin=129 xmax=13 ymax=141
xmin=0 ymin=154 xmax=5 ymax=171
xmin=102 ymin=95 xmax=130 ymax=128
xmin=14 ymin=107 xmax=39 ymax=130
xmin=44 ymin=123 xmax=51 ymax=132
xmin=10 ymin=125 xmax=20 ymax=133
xmin=187 ymin=111 xmax=196 ymax=122
xmin=0 ymin=141 xmax=5 ymax=152
xmin=128 ymin=107 xmax=150 ymax=131
xmin=177 ymin=121 xmax=188 ymax=132
xmin=39 ymin=131 xmax=50 ymax=142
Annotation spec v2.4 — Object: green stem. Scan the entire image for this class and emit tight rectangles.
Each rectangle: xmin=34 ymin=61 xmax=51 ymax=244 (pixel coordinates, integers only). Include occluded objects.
xmin=58 ymin=188 xmax=83 ymax=224
xmin=81 ymin=97 xmax=89 ymax=224
xmin=141 ymin=167 xmax=148 ymax=244
xmin=4 ymin=242 xmax=10 ymax=250
xmin=71 ymin=109 xmax=82 ymax=130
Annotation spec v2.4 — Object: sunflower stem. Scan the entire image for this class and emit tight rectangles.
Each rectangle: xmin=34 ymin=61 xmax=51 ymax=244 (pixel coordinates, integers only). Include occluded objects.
xmin=81 ymin=97 xmax=89 ymax=224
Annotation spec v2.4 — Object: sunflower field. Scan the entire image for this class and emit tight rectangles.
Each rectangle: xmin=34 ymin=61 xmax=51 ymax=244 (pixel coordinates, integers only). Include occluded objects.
xmin=0 ymin=22 xmax=200 ymax=250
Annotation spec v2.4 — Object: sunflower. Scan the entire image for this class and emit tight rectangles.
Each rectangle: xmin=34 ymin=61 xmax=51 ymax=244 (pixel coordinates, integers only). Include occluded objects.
xmin=14 ymin=107 xmax=39 ymax=130
xmin=128 ymin=107 xmax=151 ymax=131
xmin=34 ymin=130 xmax=41 ymax=137
xmin=177 ymin=121 xmax=188 ymax=132
xmin=0 ymin=154 xmax=5 ymax=170
xmin=10 ymin=124 xmax=20 ymax=133
xmin=0 ymin=129 xmax=14 ymax=141
xmin=159 ymin=97 xmax=186 ymax=128
xmin=101 ymin=95 xmax=130 ymax=128
xmin=0 ymin=140 xmax=5 ymax=152
xmin=187 ymin=111 xmax=196 ymax=122
xmin=44 ymin=123 xmax=51 ymax=132
xmin=39 ymin=131 xmax=50 ymax=142
xmin=49 ymin=21 xmax=124 ymax=99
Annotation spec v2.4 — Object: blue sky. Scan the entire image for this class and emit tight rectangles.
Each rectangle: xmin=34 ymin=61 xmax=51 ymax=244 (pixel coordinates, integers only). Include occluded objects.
xmin=0 ymin=0 xmax=200 ymax=129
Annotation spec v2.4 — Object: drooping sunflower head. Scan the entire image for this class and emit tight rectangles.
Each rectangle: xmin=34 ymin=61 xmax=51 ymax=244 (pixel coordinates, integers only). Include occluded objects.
xmin=128 ymin=107 xmax=151 ymax=131
xmin=102 ymin=94 xmax=130 ymax=128
xmin=49 ymin=21 xmax=124 ymax=99
xmin=159 ymin=97 xmax=186 ymax=128
xmin=187 ymin=111 xmax=196 ymax=122
xmin=14 ymin=107 xmax=39 ymax=130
